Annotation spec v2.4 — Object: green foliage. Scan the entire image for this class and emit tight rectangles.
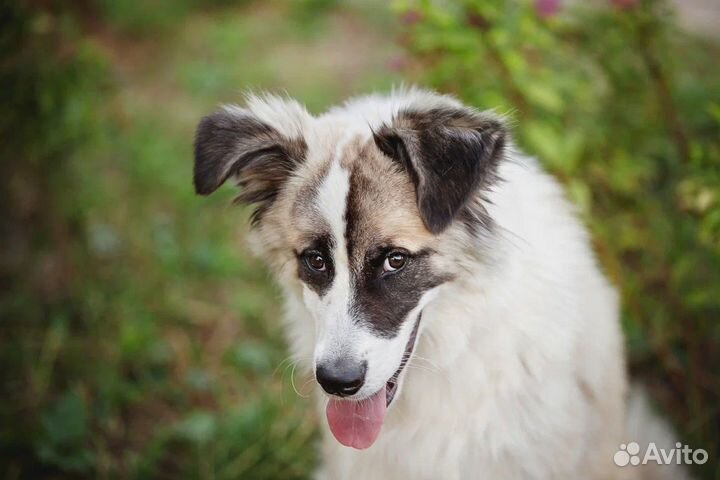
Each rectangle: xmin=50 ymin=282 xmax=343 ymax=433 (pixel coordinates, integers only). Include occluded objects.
xmin=95 ymin=0 xmax=250 ymax=34
xmin=36 ymin=390 xmax=94 ymax=473
xmin=396 ymin=0 xmax=719 ymax=478
xmin=137 ymin=398 xmax=316 ymax=479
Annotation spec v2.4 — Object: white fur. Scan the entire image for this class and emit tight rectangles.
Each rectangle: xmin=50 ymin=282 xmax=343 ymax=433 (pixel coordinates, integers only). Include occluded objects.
xmin=243 ymin=92 xmax=310 ymax=139
xmin=244 ymin=89 xmax=687 ymax=480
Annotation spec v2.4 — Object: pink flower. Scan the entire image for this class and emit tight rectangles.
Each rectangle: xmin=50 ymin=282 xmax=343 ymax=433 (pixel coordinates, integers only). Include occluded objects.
xmin=386 ymin=55 xmax=409 ymax=73
xmin=400 ymin=10 xmax=423 ymax=26
xmin=535 ymin=0 xmax=562 ymax=18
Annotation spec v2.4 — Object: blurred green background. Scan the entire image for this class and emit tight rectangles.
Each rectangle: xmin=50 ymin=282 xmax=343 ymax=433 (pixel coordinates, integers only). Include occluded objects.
xmin=1 ymin=0 xmax=718 ymax=478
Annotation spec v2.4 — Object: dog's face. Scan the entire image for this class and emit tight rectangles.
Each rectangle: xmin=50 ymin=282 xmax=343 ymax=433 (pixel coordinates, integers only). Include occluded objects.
xmin=193 ymin=91 xmax=505 ymax=449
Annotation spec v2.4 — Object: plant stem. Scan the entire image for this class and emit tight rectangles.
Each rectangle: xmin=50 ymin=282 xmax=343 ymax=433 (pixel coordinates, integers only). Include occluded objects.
xmin=636 ymin=19 xmax=690 ymax=163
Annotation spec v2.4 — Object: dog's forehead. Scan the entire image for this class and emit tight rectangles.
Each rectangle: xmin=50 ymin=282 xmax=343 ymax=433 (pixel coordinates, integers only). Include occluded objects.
xmin=297 ymin=133 xmax=432 ymax=259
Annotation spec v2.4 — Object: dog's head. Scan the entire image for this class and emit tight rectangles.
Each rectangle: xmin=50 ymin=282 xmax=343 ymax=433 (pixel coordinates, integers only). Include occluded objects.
xmin=193 ymin=89 xmax=506 ymax=449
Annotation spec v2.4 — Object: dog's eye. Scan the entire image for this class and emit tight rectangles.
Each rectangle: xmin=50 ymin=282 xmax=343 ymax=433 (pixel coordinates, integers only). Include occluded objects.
xmin=383 ymin=252 xmax=407 ymax=273
xmin=305 ymin=252 xmax=326 ymax=272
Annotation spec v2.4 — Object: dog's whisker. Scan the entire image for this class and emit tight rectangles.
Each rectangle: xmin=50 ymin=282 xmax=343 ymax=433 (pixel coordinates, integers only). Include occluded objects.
xmin=410 ymin=356 xmax=439 ymax=367
xmin=408 ymin=355 xmax=441 ymax=372
xmin=274 ymin=356 xmax=295 ymax=377
xmin=403 ymin=365 xmax=439 ymax=376
xmin=290 ymin=362 xmax=312 ymax=399
xmin=408 ymin=364 xmax=440 ymax=375
xmin=299 ymin=377 xmax=317 ymax=396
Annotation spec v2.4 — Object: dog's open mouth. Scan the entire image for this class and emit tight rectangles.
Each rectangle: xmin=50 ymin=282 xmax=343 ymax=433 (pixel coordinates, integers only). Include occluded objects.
xmin=325 ymin=315 xmax=421 ymax=450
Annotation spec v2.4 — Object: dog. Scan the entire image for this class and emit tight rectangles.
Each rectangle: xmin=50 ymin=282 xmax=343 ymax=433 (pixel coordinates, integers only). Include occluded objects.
xmin=193 ymin=88 xmax=691 ymax=479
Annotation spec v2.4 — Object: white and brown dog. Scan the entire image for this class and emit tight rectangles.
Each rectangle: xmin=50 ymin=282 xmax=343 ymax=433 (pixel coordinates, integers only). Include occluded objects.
xmin=193 ymin=88 xmax=689 ymax=479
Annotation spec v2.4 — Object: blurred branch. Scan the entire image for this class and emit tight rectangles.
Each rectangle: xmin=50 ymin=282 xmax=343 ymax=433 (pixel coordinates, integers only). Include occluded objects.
xmin=635 ymin=14 xmax=690 ymax=163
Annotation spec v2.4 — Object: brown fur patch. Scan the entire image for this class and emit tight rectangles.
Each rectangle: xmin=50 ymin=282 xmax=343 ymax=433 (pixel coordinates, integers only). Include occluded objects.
xmin=342 ymin=139 xmax=434 ymax=265
xmin=578 ymin=378 xmax=597 ymax=404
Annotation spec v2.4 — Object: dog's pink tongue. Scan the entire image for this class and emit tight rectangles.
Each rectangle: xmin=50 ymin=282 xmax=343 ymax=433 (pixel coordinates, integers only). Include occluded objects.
xmin=326 ymin=386 xmax=387 ymax=450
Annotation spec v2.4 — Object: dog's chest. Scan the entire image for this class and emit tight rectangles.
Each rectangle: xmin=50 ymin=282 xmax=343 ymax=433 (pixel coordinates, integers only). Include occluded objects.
xmin=316 ymin=346 xmax=589 ymax=480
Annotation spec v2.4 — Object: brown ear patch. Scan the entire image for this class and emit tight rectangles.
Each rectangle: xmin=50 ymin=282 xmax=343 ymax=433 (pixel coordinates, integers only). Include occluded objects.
xmin=373 ymin=106 xmax=506 ymax=234
xmin=193 ymin=108 xmax=307 ymax=224
xmin=342 ymin=141 xmax=432 ymax=264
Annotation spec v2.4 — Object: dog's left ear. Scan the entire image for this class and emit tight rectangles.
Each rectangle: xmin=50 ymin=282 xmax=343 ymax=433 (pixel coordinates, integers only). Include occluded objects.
xmin=373 ymin=106 xmax=506 ymax=234
xmin=194 ymin=100 xmax=308 ymax=223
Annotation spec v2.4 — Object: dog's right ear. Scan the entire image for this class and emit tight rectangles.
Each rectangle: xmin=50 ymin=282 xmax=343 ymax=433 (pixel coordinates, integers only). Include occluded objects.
xmin=193 ymin=103 xmax=307 ymax=222
xmin=373 ymin=104 xmax=506 ymax=234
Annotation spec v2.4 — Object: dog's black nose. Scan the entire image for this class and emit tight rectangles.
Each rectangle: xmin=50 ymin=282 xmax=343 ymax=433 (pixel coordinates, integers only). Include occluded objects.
xmin=316 ymin=359 xmax=366 ymax=397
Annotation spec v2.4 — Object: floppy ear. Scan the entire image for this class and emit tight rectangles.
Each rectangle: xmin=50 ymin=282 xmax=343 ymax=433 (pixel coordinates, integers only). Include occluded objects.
xmin=373 ymin=106 xmax=506 ymax=234
xmin=194 ymin=106 xmax=307 ymax=223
